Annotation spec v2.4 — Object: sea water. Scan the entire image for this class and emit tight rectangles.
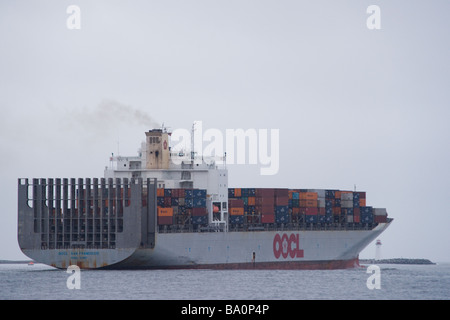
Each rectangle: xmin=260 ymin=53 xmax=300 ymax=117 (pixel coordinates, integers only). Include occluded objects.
xmin=1 ymin=262 xmax=449 ymax=300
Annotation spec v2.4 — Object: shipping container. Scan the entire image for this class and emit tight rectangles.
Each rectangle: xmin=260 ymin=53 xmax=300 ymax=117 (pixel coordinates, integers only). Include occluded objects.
xmin=229 ymin=199 xmax=244 ymax=208
xmin=157 ymin=216 xmax=173 ymax=225
xmin=359 ymin=199 xmax=366 ymax=207
xmin=360 ymin=213 xmax=374 ymax=223
xmin=299 ymin=192 xmax=318 ymax=200
xmin=248 ymin=197 xmax=256 ymax=206
xmin=373 ymin=208 xmax=387 ymax=216
xmin=318 ymin=199 xmax=326 ymax=208
xmin=192 ymin=207 xmax=207 ymax=216
xmin=256 ymin=197 xmax=274 ymax=207
xmin=305 ymin=207 xmax=318 ymax=215
xmin=185 ymin=198 xmax=193 ymax=208
xmin=261 ymin=214 xmax=275 ymax=223
xmin=360 ymin=206 xmax=373 ymax=215
xmin=274 ymin=188 xmax=289 ymax=197
xmin=305 ymin=215 xmax=317 ymax=223
xmin=193 ymin=198 xmax=206 ymax=208
xmin=230 ymin=215 xmax=244 ymax=224
xmin=164 ymin=189 xmax=172 ymax=197
xmin=157 ymin=207 xmax=173 ymax=217
xmin=341 ymin=192 xmax=353 ymax=201
xmin=341 ymin=200 xmax=353 ymax=208
xmin=234 ymin=188 xmax=241 ymax=197
xmin=255 ymin=188 xmax=274 ymax=198
xmin=300 ymin=200 xmax=318 ymax=207
xmin=374 ymin=215 xmax=387 ymax=223
xmin=230 ymin=208 xmax=244 ymax=216
xmin=275 ymin=205 xmax=289 ymax=215
xmin=275 ymin=212 xmax=289 ymax=224
xmin=184 ymin=189 xmax=194 ymax=198
xmin=256 ymin=205 xmax=274 ymax=214
xmin=334 ymin=199 xmax=341 ymax=207
xmin=157 ymin=188 xmax=165 ymax=197
xmin=191 ymin=215 xmax=208 ymax=225
xmin=325 ymin=190 xmax=335 ymax=199
xmin=275 ymin=196 xmax=289 ymax=206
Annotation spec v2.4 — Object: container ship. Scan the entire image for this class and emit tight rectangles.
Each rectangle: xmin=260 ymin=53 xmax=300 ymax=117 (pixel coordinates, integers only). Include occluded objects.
xmin=17 ymin=127 xmax=392 ymax=269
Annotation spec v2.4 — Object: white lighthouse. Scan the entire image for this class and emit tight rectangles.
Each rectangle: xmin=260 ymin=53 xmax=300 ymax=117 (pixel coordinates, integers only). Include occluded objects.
xmin=375 ymin=239 xmax=382 ymax=261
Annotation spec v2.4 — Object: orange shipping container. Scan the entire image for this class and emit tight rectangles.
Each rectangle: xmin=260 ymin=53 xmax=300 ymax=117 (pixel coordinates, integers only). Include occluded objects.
xmin=300 ymin=200 xmax=317 ymax=207
xmin=230 ymin=208 xmax=244 ymax=216
xmin=299 ymin=192 xmax=318 ymax=200
xmin=359 ymin=199 xmax=366 ymax=207
xmin=248 ymin=197 xmax=256 ymax=206
xmin=157 ymin=188 xmax=165 ymax=197
xmin=158 ymin=207 xmax=173 ymax=217
xmin=335 ymin=191 xmax=341 ymax=199
xmin=234 ymin=188 xmax=241 ymax=197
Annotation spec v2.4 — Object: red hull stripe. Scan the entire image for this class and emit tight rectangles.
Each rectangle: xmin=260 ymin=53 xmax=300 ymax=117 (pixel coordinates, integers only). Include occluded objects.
xmin=115 ymin=258 xmax=360 ymax=270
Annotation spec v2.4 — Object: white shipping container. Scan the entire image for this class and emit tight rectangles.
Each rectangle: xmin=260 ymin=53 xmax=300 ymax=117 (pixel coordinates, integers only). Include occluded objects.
xmin=318 ymin=199 xmax=326 ymax=208
xmin=373 ymin=208 xmax=387 ymax=216
xmin=341 ymin=200 xmax=353 ymax=208
xmin=347 ymin=215 xmax=354 ymax=223
xmin=341 ymin=193 xmax=353 ymax=201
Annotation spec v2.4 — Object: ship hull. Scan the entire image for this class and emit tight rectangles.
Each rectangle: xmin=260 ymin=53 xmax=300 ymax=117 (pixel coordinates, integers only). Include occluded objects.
xmin=110 ymin=222 xmax=390 ymax=270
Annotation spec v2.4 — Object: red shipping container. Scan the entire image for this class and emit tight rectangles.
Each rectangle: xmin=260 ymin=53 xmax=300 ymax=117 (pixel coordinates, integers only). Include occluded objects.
xmin=354 ymin=213 xmax=360 ymax=223
xmin=374 ymin=215 xmax=387 ymax=223
xmin=193 ymin=207 xmax=207 ymax=216
xmin=255 ymin=188 xmax=274 ymax=198
xmin=274 ymin=188 xmax=289 ymax=197
xmin=305 ymin=207 xmax=318 ymax=215
xmin=319 ymin=208 xmax=325 ymax=215
xmin=256 ymin=205 xmax=274 ymax=214
xmin=356 ymin=191 xmax=366 ymax=199
xmin=158 ymin=216 xmax=173 ymax=225
xmin=275 ymin=196 xmax=289 ymax=206
xmin=229 ymin=199 xmax=244 ymax=208
xmin=261 ymin=214 xmax=275 ymax=223
xmin=256 ymin=197 xmax=274 ymax=206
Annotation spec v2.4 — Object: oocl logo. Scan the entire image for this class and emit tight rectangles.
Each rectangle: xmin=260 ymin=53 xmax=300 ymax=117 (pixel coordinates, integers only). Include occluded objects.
xmin=273 ymin=233 xmax=304 ymax=259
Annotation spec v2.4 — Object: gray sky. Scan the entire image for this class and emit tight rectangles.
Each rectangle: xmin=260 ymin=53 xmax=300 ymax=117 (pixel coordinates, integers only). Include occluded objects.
xmin=1 ymin=0 xmax=449 ymax=262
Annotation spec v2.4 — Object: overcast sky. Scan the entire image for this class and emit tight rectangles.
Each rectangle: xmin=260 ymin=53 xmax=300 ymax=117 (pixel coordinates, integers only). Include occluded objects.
xmin=1 ymin=1 xmax=449 ymax=262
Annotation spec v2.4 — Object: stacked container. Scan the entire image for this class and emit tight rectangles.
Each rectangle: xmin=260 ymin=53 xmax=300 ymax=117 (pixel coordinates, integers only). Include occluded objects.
xmin=274 ymin=189 xmax=289 ymax=224
xmin=156 ymin=188 xmax=208 ymax=226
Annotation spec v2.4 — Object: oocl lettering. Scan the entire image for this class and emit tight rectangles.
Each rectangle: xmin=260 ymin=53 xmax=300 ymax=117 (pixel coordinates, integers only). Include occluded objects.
xmin=273 ymin=233 xmax=304 ymax=259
